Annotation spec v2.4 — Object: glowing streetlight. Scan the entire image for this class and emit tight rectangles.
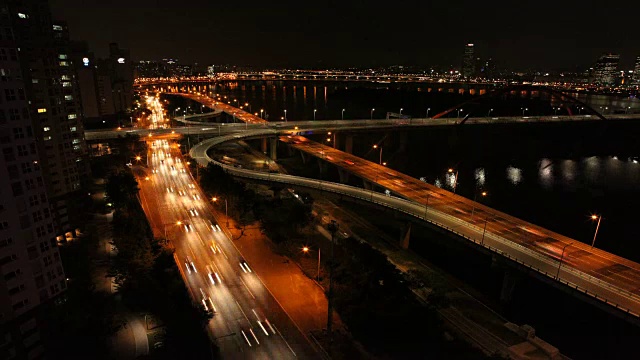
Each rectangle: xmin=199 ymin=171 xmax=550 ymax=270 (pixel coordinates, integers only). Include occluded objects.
xmin=212 ymin=197 xmax=229 ymax=227
xmin=313 ymin=109 xmax=317 ymax=120
xmin=302 ymin=246 xmax=321 ymax=281
xmin=370 ymin=108 xmax=375 ymax=120
xmin=591 ymin=215 xmax=602 ymax=248
xmin=341 ymin=108 xmax=345 ymax=120
xmin=399 ymin=108 xmax=403 ymax=115
xmin=373 ymin=144 xmax=382 ymax=165
xmin=284 ymin=109 xmax=287 ymax=122
xmin=457 ymin=108 xmax=463 ymax=118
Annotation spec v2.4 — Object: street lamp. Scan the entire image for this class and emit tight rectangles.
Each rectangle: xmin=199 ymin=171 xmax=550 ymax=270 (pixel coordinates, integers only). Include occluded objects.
xmin=302 ymin=246 xmax=321 ymax=281
xmin=448 ymin=168 xmax=459 ymax=193
xmin=555 ymin=242 xmax=573 ymax=279
xmin=260 ymin=109 xmax=264 ymax=118
xmin=373 ymin=144 xmax=382 ymax=165
xmin=212 ymin=197 xmax=228 ymax=227
xmin=341 ymin=108 xmax=345 ymax=120
xmin=471 ymin=191 xmax=487 ymax=217
xmin=284 ymin=109 xmax=287 ymax=122
xmin=488 ymin=108 xmax=493 ymax=117
xmin=245 ymin=103 xmax=251 ymax=112
xmin=399 ymin=108 xmax=403 ymax=115
xmin=579 ymin=106 xmax=584 ymax=115
xmin=554 ymin=107 xmax=561 ymax=115
xmin=370 ymin=108 xmax=375 ymax=120
xmin=457 ymin=108 xmax=463 ymax=118
xmin=426 ymin=108 xmax=431 ymax=118
xmin=591 ymin=214 xmax=602 ymax=248
xmin=313 ymin=109 xmax=317 ymax=120
xmin=521 ymin=107 xmax=528 ymax=116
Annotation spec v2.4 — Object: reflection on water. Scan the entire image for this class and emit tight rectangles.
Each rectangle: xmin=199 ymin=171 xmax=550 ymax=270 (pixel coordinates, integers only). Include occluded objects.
xmin=539 ymin=158 xmax=554 ymax=189
xmin=506 ymin=166 xmax=522 ymax=185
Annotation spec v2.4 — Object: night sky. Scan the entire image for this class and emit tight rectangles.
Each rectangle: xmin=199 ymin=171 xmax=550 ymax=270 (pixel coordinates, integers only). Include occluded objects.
xmin=49 ymin=0 xmax=639 ymax=70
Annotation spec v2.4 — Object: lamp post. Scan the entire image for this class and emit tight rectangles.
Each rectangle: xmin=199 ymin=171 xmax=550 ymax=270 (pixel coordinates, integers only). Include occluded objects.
xmin=448 ymin=168 xmax=458 ymax=193
xmin=373 ymin=144 xmax=382 ymax=165
xmin=488 ymin=108 xmax=493 ymax=117
xmin=521 ymin=107 xmax=528 ymax=116
xmin=284 ymin=109 xmax=287 ymax=122
xmin=481 ymin=215 xmax=490 ymax=245
xmin=302 ymin=246 xmax=321 ymax=281
xmin=579 ymin=106 xmax=584 ymax=115
xmin=370 ymin=108 xmax=375 ymax=120
xmin=260 ymin=109 xmax=264 ymax=119
xmin=212 ymin=197 xmax=228 ymax=227
xmin=554 ymin=107 xmax=560 ymax=115
xmin=426 ymin=108 xmax=431 ymax=118
xmin=471 ymin=190 xmax=487 ymax=217
xmin=399 ymin=108 xmax=403 ymax=115
xmin=591 ymin=214 xmax=602 ymax=248
xmin=341 ymin=108 xmax=345 ymax=120
xmin=555 ymin=242 xmax=574 ymax=279
xmin=313 ymin=109 xmax=317 ymax=121
xmin=457 ymin=108 xmax=463 ymax=118
xmin=164 ymin=221 xmax=182 ymax=245
xmin=245 ymin=103 xmax=251 ymax=112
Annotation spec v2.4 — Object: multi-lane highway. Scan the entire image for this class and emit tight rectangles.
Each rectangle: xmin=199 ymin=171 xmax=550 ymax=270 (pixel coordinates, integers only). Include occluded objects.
xmin=134 ymin=99 xmax=320 ymax=359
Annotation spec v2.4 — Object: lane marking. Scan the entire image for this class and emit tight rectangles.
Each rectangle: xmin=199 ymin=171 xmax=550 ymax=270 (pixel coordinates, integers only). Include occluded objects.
xmin=235 ymin=300 xmax=250 ymax=324
xmin=273 ymin=323 xmax=296 ymax=356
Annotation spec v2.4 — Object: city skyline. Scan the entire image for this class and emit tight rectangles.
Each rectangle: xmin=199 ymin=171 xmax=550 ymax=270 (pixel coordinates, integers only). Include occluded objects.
xmin=49 ymin=0 xmax=639 ymax=70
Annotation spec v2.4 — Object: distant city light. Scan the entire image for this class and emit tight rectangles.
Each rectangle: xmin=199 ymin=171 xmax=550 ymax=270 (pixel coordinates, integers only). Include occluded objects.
xmin=82 ymin=57 xmax=89 ymax=66
xmin=117 ymin=57 xmax=125 ymax=64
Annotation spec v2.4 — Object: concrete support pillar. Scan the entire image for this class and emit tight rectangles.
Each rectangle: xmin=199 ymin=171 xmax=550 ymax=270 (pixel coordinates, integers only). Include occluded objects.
xmin=261 ymin=137 xmax=268 ymax=154
xmin=318 ymin=160 xmax=327 ymax=175
xmin=269 ymin=138 xmax=277 ymax=161
xmin=345 ymin=135 xmax=353 ymax=154
xmin=333 ymin=132 xmax=341 ymax=149
xmin=337 ymin=168 xmax=350 ymax=184
xmin=400 ymin=222 xmax=411 ymax=249
xmin=500 ymin=271 xmax=518 ymax=304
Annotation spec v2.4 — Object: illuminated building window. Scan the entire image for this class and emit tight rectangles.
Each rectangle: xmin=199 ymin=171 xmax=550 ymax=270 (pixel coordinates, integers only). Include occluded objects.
xmin=52 ymin=25 xmax=63 ymax=31
xmin=64 ymin=95 xmax=73 ymax=101
xmin=58 ymin=54 xmax=67 ymax=60
xmin=59 ymin=61 xmax=68 ymax=67
xmin=43 ymin=127 xmax=50 ymax=132
xmin=62 ymin=82 xmax=71 ymax=87
xmin=37 ymin=108 xmax=46 ymax=113
xmin=67 ymin=114 xmax=76 ymax=119
xmin=18 ymin=13 xmax=27 ymax=19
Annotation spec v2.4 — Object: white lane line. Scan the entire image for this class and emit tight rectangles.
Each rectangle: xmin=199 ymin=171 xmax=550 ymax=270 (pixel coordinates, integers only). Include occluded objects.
xmin=239 ymin=277 xmax=256 ymax=299
xmin=264 ymin=318 xmax=276 ymax=335
xmin=273 ymin=323 xmax=296 ymax=356
xmin=235 ymin=300 xmax=250 ymax=324
xmin=249 ymin=328 xmax=260 ymax=345
xmin=241 ymin=330 xmax=252 ymax=347
xmin=251 ymin=309 xmax=260 ymax=320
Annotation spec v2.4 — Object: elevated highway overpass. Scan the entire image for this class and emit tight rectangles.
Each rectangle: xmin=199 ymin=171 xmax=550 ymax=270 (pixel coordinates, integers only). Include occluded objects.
xmin=188 ymin=126 xmax=640 ymax=324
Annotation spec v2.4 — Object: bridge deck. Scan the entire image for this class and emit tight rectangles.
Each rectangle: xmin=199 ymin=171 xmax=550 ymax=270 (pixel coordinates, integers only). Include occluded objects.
xmin=167 ymin=92 xmax=269 ymax=125
xmin=279 ymin=134 xmax=640 ymax=298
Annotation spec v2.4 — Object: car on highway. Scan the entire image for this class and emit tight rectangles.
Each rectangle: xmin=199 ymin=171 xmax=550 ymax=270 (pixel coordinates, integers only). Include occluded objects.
xmin=166 ymin=187 xmax=174 ymax=193
xmin=185 ymin=256 xmax=197 ymax=274
xmin=201 ymin=295 xmax=216 ymax=313
xmin=239 ymin=258 xmax=252 ymax=273
xmin=188 ymin=208 xmax=199 ymax=217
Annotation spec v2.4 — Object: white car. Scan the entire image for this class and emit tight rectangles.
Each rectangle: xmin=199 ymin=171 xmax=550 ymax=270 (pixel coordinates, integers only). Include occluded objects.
xmin=185 ymin=257 xmax=197 ymax=274
xmin=239 ymin=258 xmax=251 ymax=273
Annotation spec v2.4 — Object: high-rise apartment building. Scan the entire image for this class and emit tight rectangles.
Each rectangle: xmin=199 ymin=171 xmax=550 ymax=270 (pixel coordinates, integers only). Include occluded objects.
xmin=0 ymin=1 xmax=71 ymax=358
xmin=633 ymin=56 xmax=640 ymax=85
xmin=593 ymin=53 xmax=620 ymax=85
xmin=462 ymin=43 xmax=475 ymax=79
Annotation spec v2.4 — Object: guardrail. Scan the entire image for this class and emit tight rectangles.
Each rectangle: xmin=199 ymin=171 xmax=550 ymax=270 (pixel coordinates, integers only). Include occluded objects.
xmin=190 ymin=132 xmax=640 ymax=319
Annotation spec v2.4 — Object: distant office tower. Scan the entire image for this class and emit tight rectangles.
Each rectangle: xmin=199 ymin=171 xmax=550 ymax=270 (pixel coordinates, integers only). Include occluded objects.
xmin=462 ymin=43 xmax=475 ymax=79
xmin=593 ymin=53 xmax=620 ymax=85
xmin=1 ymin=1 xmax=74 ymax=358
xmin=633 ymin=56 xmax=640 ymax=85
xmin=107 ymin=43 xmax=133 ymax=114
